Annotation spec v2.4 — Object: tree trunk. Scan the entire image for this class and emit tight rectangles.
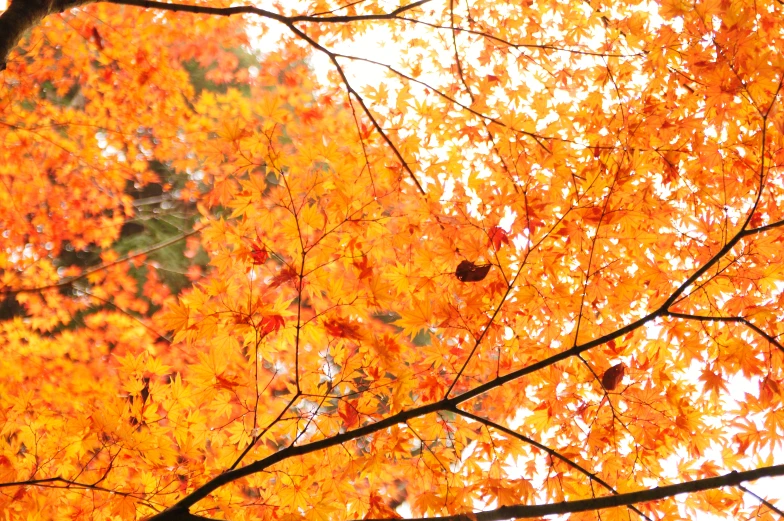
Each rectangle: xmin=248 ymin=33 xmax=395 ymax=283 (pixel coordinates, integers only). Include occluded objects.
xmin=0 ymin=0 xmax=92 ymax=71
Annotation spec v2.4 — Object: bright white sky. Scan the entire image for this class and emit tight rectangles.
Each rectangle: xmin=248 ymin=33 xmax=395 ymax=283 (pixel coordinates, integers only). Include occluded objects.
xmin=251 ymin=6 xmax=406 ymax=91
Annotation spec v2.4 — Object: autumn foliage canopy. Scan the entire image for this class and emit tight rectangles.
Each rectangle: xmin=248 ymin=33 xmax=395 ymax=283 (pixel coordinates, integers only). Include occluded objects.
xmin=1 ymin=0 xmax=784 ymax=519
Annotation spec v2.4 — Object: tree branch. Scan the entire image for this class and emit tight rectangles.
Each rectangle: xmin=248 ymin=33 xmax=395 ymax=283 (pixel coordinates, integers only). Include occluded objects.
xmin=360 ymin=465 xmax=784 ymax=521
xmin=0 ymin=0 xmax=430 ymax=72
xmin=0 ymin=226 xmax=204 ymax=296
xmin=0 ymin=475 xmax=156 ymax=507
xmin=282 ymin=22 xmax=427 ymax=195
xmin=451 ymin=408 xmax=653 ymax=521
xmin=738 ymin=483 xmax=784 ymax=517
xmin=666 ymin=311 xmax=784 ymax=355
xmin=103 ymin=0 xmax=430 ymax=24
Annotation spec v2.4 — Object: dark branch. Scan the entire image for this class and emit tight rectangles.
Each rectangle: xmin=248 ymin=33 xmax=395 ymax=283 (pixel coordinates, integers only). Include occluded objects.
xmin=739 ymin=483 xmax=784 ymax=517
xmin=743 ymin=216 xmax=784 ymax=235
xmin=104 ymin=0 xmax=429 ymax=24
xmin=149 ymin=399 xmax=451 ymax=515
xmin=666 ymin=311 xmax=784 ymax=355
xmin=452 ymin=408 xmax=653 ymax=521
xmin=0 ymin=0 xmax=430 ymax=71
xmin=399 ymin=16 xmax=645 ymax=58
xmin=360 ymin=464 xmax=784 ymax=521
xmin=0 ymin=475 xmax=149 ymax=502
xmin=107 ymin=0 xmax=285 ymax=21
xmin=283 ymin=22 xmax=427 ymax=195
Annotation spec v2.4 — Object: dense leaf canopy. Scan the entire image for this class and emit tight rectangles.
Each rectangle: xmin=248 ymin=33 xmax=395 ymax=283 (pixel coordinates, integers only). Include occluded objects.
xmin=1 ymin=0 xmax=784 ymax=520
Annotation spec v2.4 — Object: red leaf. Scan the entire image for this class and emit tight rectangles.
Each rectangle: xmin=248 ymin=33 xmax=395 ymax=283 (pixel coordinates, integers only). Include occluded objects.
xmin=324 ymin=318 xmax=363 ymax=339
xmin=233 ymin=313 xmax=252 ymax=325
xmin=260 ymin=314 xmax=284 ymax=336
xmin=488 ymin=226 xmax=510 ymax=251
xmin=215 ymin=373 xmax=240 ymax=390
xmin=300 ymin=106 xmax=323 ymax=124
xmin=366 ymin=492 xmax=403 ymax=519
xmin=269 ymin=266 xmax=299 ymax=289
xmin=249 ymin=240 xmax=268 ymax=265
xmin=602 ymin=364 xmax=625 ymax=391
xmin=455 ymin=260 xmax=492 ymax=282
xmin=339 ymin=399 xmax=360 ymax=429
xmin=353 ymin=255 xmax=373 ymax=280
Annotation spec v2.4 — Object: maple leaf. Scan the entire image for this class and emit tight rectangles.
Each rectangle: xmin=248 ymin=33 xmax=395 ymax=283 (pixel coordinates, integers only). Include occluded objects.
xmin=248 ymin=239 xmax=268 ymax=265
xmin=111 ymin=495 xmax=137 ymax=519
xmin=417 ymin=374 xmax=445 ymax=402
xmin=260 ymin=314 xmax=285 ymax=336
xmin=270 ymin=266 xmax=301 ymax=290
xmin=395 ymin=297 xmax=433 ymax=338
xmin=162 ymin=301 xmax=190 ymax=333
xmin=215 ymin=373 xmax=240 ymax=390
xmin=366 ymin=492 xmax=402 ymax=519
xmin=353 ymin=255 xmax=373 ymax=280
xmin=324 ymin=317 xmax=363 ymax=340
xmin=699 ymin=368 xmax=728 ymax=398
xmin=487 ymin=226 xmax=510 ymax=251
xmin=339 ymin=399 xmax=360 ymax=429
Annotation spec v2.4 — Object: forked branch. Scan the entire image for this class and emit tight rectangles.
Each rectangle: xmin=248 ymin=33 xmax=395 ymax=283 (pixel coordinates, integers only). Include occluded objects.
xmin=0 ymin=0 xmax=431 ymax=70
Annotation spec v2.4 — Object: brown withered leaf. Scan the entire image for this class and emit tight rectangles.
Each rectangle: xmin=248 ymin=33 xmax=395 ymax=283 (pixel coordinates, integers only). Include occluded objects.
xmin=602 ymin=364 xmax=625 ymax=391
xmin=455 ymin=260 xmax=492 ymax=282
